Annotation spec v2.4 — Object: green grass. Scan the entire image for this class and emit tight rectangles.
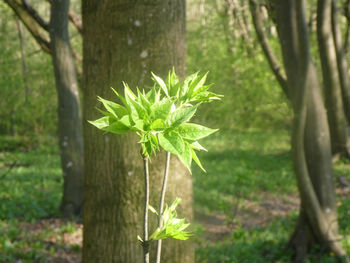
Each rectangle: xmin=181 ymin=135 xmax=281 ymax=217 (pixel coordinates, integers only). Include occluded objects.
xmin=192 ymin=129 xmax=350 ymax=263
xmin=0 ymin=138 xmax=82 ymax=262
xmin=0 ymin=140 xmax=62 ymax=220
xmin=192 ymin=129 xmax=295 ymax=214
xmin=0 ymin=131 xmax=349 ymax=262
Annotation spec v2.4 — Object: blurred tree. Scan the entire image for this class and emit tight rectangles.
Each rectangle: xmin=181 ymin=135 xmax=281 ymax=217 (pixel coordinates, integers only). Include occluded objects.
xmin=82 ymin=0 xmax=194 ymax=262
xmin=4 ymin=0 xmax=83 ymax=218
xmin=251 ymin=0 xmax=349 ymax=261
xmin=251 ymin=0 xmax=350 ymax=159
xmin=317 ymin=0 xmax=350 ymax=158
xmin=49 ymin=0 xmax=83 ymax=218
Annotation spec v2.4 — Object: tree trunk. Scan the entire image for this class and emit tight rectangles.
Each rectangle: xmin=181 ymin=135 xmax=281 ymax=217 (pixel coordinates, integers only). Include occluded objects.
xmin=273 ymin=0 xmax=348 ymax=261
xmin=15 ymin=18 xmax=29 ymax=104
xmin=50 ymin=0 xmax=84 ymax=218
xmin=332 ymin=0 xmax=350 ymax=133
xmin=82 ymin=1 xmax=194 ymax=262
xmin=317 ymin=0 xmax=350 ymax=158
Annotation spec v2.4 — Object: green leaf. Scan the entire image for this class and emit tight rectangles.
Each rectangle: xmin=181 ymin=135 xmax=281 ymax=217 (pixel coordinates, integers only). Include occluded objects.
xmin=180 ymin=72 xmax=198 ymax=98
xmin=150 ymin=99 xmax=173 ymax=122
xmin=134 ymin=119 xmax=145 ymax=131
xmin=188 ymin=72 xmax=208 ymax=98
xmin=149 ymin=198 xmax=191 ymax=241
xmin=152 ymin=72 xmax=169 ymax=97
xmin=150 ymin=119 xmax=166 ymax=131
xmin=123 ymin=83 xmax=147 ymax=120
xmin=167 ymin=68 xmax=180 ymax=97
xmin=158 ymin=131 xmax=185 ymax=156
xmin=190 ymin=141 xmax=207 ymax=152
xmin=148 ymin=205 xmax=158 ymax=215
xmin=98 ymin=96 xmax=128 ymax=119
xmin=178 ymin=143 xmax=192 ymax=171
xmin=123 ymin=82 xmax=137 ymax=101
xmin=140 ymin=132 xmax=159 ymax=157
xmin=150 ymin=133 xmax=159 ymax=150
xmin=169 ymin=105 xmax=198 ymax=127
xmin=111 ymin=87 xmax=129 ymax=109
xmin=145 ymin=86 xmax=160 ymax=104
xmin=119 ymin=115 xmax=134 ymax=128
xmin=190 ymin=148 xmax=206 ymax=172
xmin=102 ymin=121 xmax=130 ymax=134
xmin=137 ymin=88 xmax=151 ymax=111
xmin=192 ymin=91 xmax=223 ymax=103
xmin=88 ymin=116 xmax=111 ymax=129
xmin=176 ymin=123 xmax=218 ymax=140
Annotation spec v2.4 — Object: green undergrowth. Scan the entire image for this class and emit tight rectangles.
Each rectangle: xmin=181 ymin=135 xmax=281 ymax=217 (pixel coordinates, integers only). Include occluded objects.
xmin=192 ymin=129 xmax=294 ymax=214
xmin=0 ymin=131 xmax=349 ymax=262
xmin=0 ymin=139 xmax=61 ymax=220
xmin=193 ymin=129 xmax=350 ymax=262
xmin=0 ymin=219 xmax=81 ymax=262
xmin=0 ymin=137 xmax=73 ymax=262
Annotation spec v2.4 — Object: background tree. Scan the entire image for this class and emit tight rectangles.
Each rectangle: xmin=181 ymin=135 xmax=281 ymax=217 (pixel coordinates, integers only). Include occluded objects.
xmin=251 ymin=0 xmax=349 ymax=261
xmin=82 ymin=0 xmax=194 ymax=262
xmin=4 ymin=0 xmax=83 ymax=218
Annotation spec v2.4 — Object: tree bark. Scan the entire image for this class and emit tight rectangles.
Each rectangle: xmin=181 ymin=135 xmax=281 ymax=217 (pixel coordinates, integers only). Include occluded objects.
xmin=50 ymin=0 xmax=84 ymax=218
xmin=15 ymin=18 xmax=29 ymax=104
xmin=317 ymin=0 xmax=350 ymax=158
xmin=332 ymin=0 xmax=350 ymax=132
xmin=273 ymin=0 xmax=348 ymax=261
xmin=82 ymin=1 xmax=194 ymax=262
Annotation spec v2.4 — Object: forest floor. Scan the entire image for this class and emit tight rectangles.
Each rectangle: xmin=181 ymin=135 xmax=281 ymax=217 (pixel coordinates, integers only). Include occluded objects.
xmin=1 ymin=192 xmax=301 ymax=263
xmin=0 ymin=131 xmax=350 ymax=262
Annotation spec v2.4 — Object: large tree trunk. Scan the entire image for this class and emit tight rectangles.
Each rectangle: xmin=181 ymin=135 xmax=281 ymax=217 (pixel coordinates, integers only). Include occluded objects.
xmin=273 ymin=0 xmax=348 ymax=262
xmin=50 ymin=0 xmax=84 ymax=218
xmin=82 ymin=1 xmax=194 ymax=262
xmin=317 ymin=0 xmax=350 ymax=158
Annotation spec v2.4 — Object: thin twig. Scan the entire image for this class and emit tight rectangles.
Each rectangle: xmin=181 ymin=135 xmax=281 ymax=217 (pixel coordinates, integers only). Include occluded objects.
xmin=156 ymin=152 xmax=171 ymax=263
xmin=143 ymin=156 xmax=150 ymax=263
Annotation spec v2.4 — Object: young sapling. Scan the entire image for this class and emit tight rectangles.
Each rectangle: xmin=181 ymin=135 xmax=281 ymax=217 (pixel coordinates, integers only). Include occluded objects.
xmin=89 ymin=69 xmax=221 ymax=262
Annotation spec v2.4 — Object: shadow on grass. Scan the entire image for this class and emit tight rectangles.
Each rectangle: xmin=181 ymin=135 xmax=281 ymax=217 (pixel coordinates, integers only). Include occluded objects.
xmin=0 ymin=148 xmax=62 ymax=220
xmin=193 ymin=148 xmax=294 ymax=213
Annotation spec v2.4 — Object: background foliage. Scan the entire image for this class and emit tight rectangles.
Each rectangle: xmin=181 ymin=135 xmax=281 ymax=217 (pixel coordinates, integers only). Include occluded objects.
xmin=0 ymin=0 xmax=349 ymax=262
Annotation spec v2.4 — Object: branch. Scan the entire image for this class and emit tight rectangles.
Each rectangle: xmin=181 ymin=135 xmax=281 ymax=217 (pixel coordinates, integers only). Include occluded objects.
xmin=156 ymin=152 xmax=171 ymax=263
xmin=22 ymin=0 xmax=49 ymax=31
xmin=69 ymin=8 xmax=83 ymax=34
xmin=249 ymin=0 xmax=289 ymax=98
xmin=45 ymin=0 xmax=83 ymax=34
xmin=4 ymin=0 xmax=51 ymax=53
xmin=143 ymin=156 xmax=150 ymax=263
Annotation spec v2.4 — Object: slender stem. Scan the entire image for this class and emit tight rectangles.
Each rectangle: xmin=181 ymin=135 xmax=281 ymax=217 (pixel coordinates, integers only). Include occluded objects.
xmin=143 ymin=156 xmax=150 ymax=263
xmin=155 ymin=152 xmax=171 ymax=263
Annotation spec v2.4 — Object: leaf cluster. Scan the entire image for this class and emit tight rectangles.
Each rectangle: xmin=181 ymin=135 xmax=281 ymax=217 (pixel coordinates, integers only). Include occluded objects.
xmin=137 ymin=198 xmax=190 ymax=243
xmin=89 ymin=69 xmax=222 ymax=171
xmin=149 ymin=198 xmax=191 ymax=241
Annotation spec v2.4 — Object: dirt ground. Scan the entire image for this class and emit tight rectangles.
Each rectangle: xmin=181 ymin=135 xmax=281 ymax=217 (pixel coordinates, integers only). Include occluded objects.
xmin=14 ymin=187 xmax=350 ymax=263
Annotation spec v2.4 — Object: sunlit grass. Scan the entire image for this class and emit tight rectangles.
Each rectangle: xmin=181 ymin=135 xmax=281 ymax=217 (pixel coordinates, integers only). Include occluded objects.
xmin=0 ymin=131 xmax=349 ymax=262
xmin=192 ymin=129 xmax=294 ymax=214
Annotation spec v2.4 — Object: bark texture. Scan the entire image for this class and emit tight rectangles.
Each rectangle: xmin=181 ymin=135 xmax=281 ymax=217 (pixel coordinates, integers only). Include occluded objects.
xmin=317 ymin=0 xmax=350 ymax=158
xmin=272 ymin=0 xmax=348 ymax=261
xmin=82 ymin=1 xmax=193 ymax=262
xmin=50 ymin=0 xmax=84 ymax=218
